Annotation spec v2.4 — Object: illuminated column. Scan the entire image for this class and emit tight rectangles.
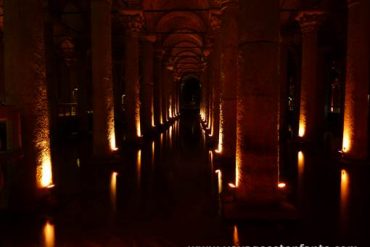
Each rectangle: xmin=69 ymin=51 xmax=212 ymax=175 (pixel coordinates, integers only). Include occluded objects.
xmin=218 ymin=2 xmax=237 ymax=158
xmin=142 ymin=35 xmax=156 ymax=133
xmin=296 ymin=11 xmax=325 ymax=142
xmin=161 ymin=64 xmax=170 ymax=124
xmin=236 ymin=0 xmax=279 ymax=203
xmin=342 ymin=0 xmax=369 ymax=159
xmin=153 ymin=48 xmax=163 ymax=126
xmin=124 ymin=11 xmax=144 ymax=141
xmin=200 ymin=69 xmax=208 ymax=122
xmin=208 ymin=36 xmax=221 ymax=141
xmin=0 ymin=5 xmax=2 ymax=102
xmin=4 ymin=0 xmax=53 ymax=192
xmin=0 ymin=32 xmax=4 ymax=104
xmin=279 ymin=35 xmax=289 ymax=141
xmin=91 ymin=0 xmax=116 ymax=155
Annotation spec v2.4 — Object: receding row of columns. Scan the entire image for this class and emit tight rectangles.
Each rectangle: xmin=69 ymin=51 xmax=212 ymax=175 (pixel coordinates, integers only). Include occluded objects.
xmin=1 ymin=0 xmax=180 ymax=198
xmin=201 ymin=0 xmax=369 ymax=205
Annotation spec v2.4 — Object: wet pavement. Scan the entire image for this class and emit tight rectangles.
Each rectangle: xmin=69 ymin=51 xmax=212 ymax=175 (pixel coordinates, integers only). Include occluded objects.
xmin=1 ymin=111 xmax=370 ymax=246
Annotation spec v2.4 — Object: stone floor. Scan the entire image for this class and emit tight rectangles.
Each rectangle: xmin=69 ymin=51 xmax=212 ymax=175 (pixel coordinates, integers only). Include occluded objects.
xmin=1 ymin=112 xmax=370 ymax=246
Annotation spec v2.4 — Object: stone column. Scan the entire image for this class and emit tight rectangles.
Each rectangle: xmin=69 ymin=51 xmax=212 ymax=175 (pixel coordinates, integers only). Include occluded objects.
xmin=161 ymin=64 xmax=170 ymax=124
xmin=0 ymin=5 xmax=3 ymax=104
xmin=218 ymin=2 xmax=237 ymax=160
xmin=208 ymin=36 xmax=221 ymax=143
xmin=236 ymin=0 xmax=279 ymax=203
xmin=0 ymin=32 xmax=4 ymax=104
xmin=4 ymin=0 xmax=53 ymax=198
xmin=342 ymin=0 xmax=369 ymax=159
xmin=153 ymin=48 xmax=163 ymax=126
xmin=200 ymin=69 xmax=208 ymax=121
xmin=279 ymin=35 xmax=289 ymax=142
xmin=296 ymin=11 xmax=325 ymax=143
xmin=91 ymin=0 xmax=116 ymax=156
xmin=142 ymin=35 xmax=156 ymax=134
xmin=124 ymin=11 xmax=144 ymax=141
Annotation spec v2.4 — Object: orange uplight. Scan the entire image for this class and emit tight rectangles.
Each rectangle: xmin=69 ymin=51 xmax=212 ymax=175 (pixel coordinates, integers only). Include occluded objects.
xmin=151 ymin=100 xmax=155 ymax=127
xmin=42 ymin=220 xmax=55 ymax=247
xmin=109 ymin=131 xmax=118 ymax=151
xmin=136 ymin=115 xmax=142 ymax=138
xmin=298 ymin=151 xmax=305 ymax=182
xmin=278 ymin=182 xmax=286 ymax=189
xmin=298 ymin=118 xmax=306 ymax=137
xmin=216 ymin=103 xmax=224 ymax=154
xmin=215 ymin=169 xmax=222 ymax=193
xmin=37 ymin=150 xmax=54 ymax=189
xmin=342 ymin=128 xmax=351 ymax=153
xmin=107 ymin=99 xmax=118 ymax=151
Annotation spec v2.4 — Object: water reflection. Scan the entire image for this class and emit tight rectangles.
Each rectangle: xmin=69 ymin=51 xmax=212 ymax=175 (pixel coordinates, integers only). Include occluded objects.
xmin=340 ymin=169 xmax=350 ymax=231
xmin=110 ymin=171 xmax=118 ymax=212
xmin=136 ymin=150 xmax=142 ymax=189
xmin=298 ymin=151 xmax=304 ymax=181
xmin=42 ymin=220 xmax=55 ymax=247
xmin=151 ymin=141 xmax=155 ymax=168
xmin=233 ymin=225 xmax=240 ymax=246
xmin=215 ymin=169 xmax=222 ymax=194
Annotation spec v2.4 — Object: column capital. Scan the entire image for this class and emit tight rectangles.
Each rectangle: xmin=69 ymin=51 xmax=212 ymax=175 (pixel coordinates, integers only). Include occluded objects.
xmin=296 ymin=11 xmax=326 ymax=33
xmin=0 ymin=2 xmax=3 ymax=31
xmin=209 ymin=10 xmax=222 ymax=33
xmin=122 ymin=10 xmax=144 ymax=33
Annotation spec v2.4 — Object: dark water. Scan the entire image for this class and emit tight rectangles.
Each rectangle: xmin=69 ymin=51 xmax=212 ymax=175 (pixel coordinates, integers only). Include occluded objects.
xmin=1 ymin=112 xmax=370 ymax=246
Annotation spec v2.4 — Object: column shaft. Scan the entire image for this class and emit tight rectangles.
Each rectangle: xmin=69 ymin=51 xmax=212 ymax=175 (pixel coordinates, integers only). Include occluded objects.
xmin=342 ymin=0 xmax=369 ymax=159
xmin=4 ymin=0 xmax=53 ymax=198
xmin=219 ymin=3 xmax=237 ymax=159
xmin=297 ymin=11 xmax=325 ymax=143
xmin=91 ymin=0 xmax=116 ymax=155
xmin=236 ymin=0 xmax=279 ymax=203
xmin=142 ymin=39 xmax=155 ymax=134
xmin=153 ymin=51 xmax=162 ymax=126
xmin=125 ymin=31 xmax=141 ymax=140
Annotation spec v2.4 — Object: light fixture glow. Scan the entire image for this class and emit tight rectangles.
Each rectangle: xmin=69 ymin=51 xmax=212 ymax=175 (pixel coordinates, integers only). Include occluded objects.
xmin=342 ymin=128 xmax=351 ymax=153
xmin=216 ymin=103 xmax=224 ymax=154
xmin=228 ymin=183 xmax=236 ymax=188
xmin=298 ymin=117 xmax=306 ymax=137
xmin=278 ymin=182 xmax=286 ymax=189
xmin=37 ymin=150 xmax=53 ymax=189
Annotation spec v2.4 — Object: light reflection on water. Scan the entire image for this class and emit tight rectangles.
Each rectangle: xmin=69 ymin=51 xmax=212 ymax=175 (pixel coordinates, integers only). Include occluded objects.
xmin=136 ymin=150 xmax=142 ymax=189
xmin=110 ymin=171 xmax=118 ymax=212
xmin=151 ymin=141 xmax=155 ymax=168
xmin=233 ymin=225 xmax=240 ymax=246
xmin=42 ymin=220 xmax=55 ymax=247
xmin=340 ymin=169 xmax=350 ymax=231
